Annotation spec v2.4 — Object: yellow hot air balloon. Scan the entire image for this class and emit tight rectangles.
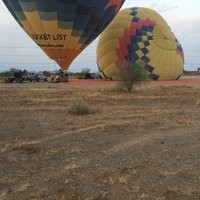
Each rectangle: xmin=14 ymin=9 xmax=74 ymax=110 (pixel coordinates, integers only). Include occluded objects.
xmin=97 ymin=7 xmax=184 ymax=81
xmin=3 ymin=0 xmax=125 ymax=70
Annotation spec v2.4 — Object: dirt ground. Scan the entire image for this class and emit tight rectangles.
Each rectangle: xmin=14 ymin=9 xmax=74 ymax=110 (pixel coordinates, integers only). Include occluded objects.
xmin=0 ymin=76 xmax=200 ymax=200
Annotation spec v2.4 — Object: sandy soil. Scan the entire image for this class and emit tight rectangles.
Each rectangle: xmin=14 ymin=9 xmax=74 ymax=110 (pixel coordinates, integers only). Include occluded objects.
xmin=0 ymin=79 xmax=200 ymax=200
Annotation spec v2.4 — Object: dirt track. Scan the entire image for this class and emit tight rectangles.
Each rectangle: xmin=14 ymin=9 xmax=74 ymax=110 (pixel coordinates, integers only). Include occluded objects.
xmin=0 ymin=79 xmax=200 ymax=200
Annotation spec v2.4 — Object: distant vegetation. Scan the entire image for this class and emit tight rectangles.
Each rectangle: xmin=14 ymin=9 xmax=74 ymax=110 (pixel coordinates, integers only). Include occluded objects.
xmin=0 ymin=68 xmax=28 ymax=77
xmin=183 ymin=69 xmax=200 ymax=75
xmin=0 ymin=68 xmax=52 ymax=77
xmin=0 ymin=67 xmax=100 ymax=79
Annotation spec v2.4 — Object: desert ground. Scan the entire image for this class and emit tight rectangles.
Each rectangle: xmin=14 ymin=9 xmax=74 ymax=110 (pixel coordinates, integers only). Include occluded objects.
xmin=0 ymin=76 xmax=200 ymax=200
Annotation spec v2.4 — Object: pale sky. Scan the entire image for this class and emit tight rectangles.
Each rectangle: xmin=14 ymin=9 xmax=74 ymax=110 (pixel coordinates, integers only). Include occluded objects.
xmin=0 ymin=0 xmax=200 ymax=72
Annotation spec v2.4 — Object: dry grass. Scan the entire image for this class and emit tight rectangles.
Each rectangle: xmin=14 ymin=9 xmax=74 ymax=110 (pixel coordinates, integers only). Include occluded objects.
xmin=12 ymin=143 xmax=39 ymax=154
xmin=196 ymin=99 xmax=200 ymax=107
xmin=111 ymin=83 xmax=126 ymax=92
xmin=0 ymin=81 xmax=200 ymax=200
xmin=68 ymin=98 xmax=94 ymax=115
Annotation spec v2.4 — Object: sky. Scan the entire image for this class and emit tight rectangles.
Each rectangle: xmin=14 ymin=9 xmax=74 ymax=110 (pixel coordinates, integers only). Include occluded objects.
xmin=0 ymin=0 xmax=200 ymax=72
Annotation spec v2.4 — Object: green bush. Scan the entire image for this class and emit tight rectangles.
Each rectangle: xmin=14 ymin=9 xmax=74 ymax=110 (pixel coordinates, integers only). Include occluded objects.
xmin=114 ymin=61 xmax=149 ymax=92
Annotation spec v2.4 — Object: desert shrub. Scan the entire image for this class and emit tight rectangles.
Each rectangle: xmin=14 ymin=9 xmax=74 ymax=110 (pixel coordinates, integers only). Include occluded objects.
xmin=68 ymin=99 xmax=93 ymax=115
xmin=12 ymin=143 xmax=39 ymax=154
xmin=111 ymin=83 xmax=126 ymax=92
xmin=196 ymin=99 xmax=200 ymax=107
xmin=123 ymin=62 xmax=148 ymax=92
xmin=114 ymin=61 xmax=149 ymax=92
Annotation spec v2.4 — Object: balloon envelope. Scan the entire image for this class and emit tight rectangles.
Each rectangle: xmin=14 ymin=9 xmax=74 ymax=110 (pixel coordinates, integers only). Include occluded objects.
xmin=97 ymin=7 xmax=184 ymax=81
xmin=3 ymin=0 xmax=125 ymax=69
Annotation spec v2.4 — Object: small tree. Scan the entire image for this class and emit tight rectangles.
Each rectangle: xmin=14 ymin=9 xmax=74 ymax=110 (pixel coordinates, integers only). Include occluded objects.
xmin=43 ymin=71 xmax=51 ymax=77
xmin=22 ymin=69 xmax=28 ymax=76
xmin=80 ymin=67 xmax=91 ymax=76
xmin=116 ymin=61 xmax=149 ymax=92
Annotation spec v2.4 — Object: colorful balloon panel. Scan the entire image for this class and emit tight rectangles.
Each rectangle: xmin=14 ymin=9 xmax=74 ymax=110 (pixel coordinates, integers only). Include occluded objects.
xmin=97 ymin=7 xmax=184 ymax=81
xmin=3 ymin=0 xmax=125 ymax=69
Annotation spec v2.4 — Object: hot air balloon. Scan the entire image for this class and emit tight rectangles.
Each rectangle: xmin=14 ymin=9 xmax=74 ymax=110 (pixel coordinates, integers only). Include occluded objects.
xmin=97 ymin=7 xmax=184 ymax=81
xmin=3 ymin=0 xmax=125 ymax=70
